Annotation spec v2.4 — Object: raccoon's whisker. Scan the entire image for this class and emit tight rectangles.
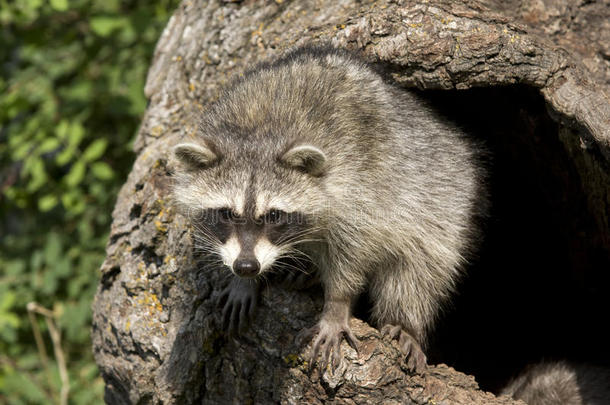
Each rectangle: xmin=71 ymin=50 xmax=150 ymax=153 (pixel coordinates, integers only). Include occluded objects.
xmin=197 ymin=261 xmax=224 ymax=274
xmin=192 ymin=242 xmax=216 ymax=252
xmin=194 ymin=249 xmax=219 ymax=259
xmin=193 ymin=248 xmax=215 ymax=256
xmin=193 ymin=242 xmax=216 ymax=251
xmin=258 ymin=272 xmax=271 ymax=290
xmin=279 ymin=247 xmax=313 ymax=262
xmin=190 ymin=224 xmax=220 ymax=241
xmin=278 ymin=261 xmax=311 ymax=275
xmin=279 ymin=259 xmax=311 ymax=274
xmin=274 ymin=249 xmax=315 ymax=275
xmin=191 ymin=231 xmax=219 ymax=245
xmin=193 ymin=243 xmax=226 ymax=274
xmin=279 ymin=246 xmax=316 ymax=263
xmin=192 ymin=240 xmax=218 ymax=253
xmin=281 ymin=232 xmax=324 ymax=242
xmin=267 ymin=261 xmax=305 ymax=278
xmin=281 ymin=239 xmax=324 ymax=248
xmin=275 ymin=226 xmax=322 ymax=240
xmin=277 ymin=257 xmax=312 ymax=272
xmin=196 ymin=254 xmax=223 ymax=267
xmin=276 ymin=229 xmax=325 ymax=245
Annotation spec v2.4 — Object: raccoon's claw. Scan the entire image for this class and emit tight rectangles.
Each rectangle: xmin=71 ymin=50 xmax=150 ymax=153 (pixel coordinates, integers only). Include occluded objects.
xmin=381 ymin=324 xmax=427 ymax=373
xmin=297 ymin=320 xmax=359 ymax=372
xmin=218 ymin=278 xmax=259 ymax=336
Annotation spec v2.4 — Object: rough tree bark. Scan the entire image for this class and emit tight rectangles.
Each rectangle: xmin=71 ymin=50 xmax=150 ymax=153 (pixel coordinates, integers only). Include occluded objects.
xmin=92 ymin=0 xmax=610 ymax=403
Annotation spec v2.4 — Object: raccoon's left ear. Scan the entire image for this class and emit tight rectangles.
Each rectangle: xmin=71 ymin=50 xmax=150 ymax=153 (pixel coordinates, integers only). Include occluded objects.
xmin=281 ymin=144 xmax=327 ymax=176
xmin=172 ymin=142 xmax=219 ymax=170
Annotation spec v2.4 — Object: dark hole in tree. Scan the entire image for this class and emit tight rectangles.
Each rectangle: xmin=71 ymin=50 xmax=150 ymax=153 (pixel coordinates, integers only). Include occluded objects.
xmin=413 ymin=86 xmax=610 ymax=392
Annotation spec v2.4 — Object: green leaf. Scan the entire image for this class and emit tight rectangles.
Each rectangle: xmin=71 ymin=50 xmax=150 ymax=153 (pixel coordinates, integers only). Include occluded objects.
xmin=0 ymin=292 xmax=20 ymax=343
xmin=64 ymin=160 xmax=86 ymax=187
xmin=26 ymin=158 xmax=47 ymax=193
xmin=61 ymin=189 xmax=82 ymax=211
xmin=1 ymin=368 xmax=47 ymax=403
xmin=55 ymin=120 xmax=70 ymax=140
xmin=4 ymin=259 xmax=26 ymax=276
xmin=60 ymin=301 xmax=91 ymax=342
xmin=38 ymin=137 xmax=60 ymax=154
xmin=55 ymin=145 xmax=75 ymax=166
xmin=55 ymin=256 xmax=72 ymax=278
xmin=0 ymin=291 xmax=17 ymax=312
xmin=15 ymin=352 xmax=41 ymax=370
xmin=30 ymin=250 xmax=43 ymax=271
xmin=26 ymin=0 xmax=44 ymax=10
xmin=41 ymin=267 xmax=59 ymax=295
xmin=38 ymin=194 xmax=58 ymax=211
xmin=49 ymin=0 xmax=69 ymax=11
xmin=43 ymin=233 xmax=62 ymax=265
xmin=90 ymin=16 xmax=125 ymax=37
xmin=12 ymin=142 xmax=32 ymax=160
xmin=82 ymin=139 xmax=108 ymax=162
xmin=67 ymin=122 xmax=85 ymax=148
xmin=91 ymin=162 xmax=114 ymax=180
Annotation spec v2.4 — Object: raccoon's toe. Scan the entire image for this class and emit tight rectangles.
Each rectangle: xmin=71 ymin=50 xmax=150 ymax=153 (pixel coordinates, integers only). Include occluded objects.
xmin=221 ymin=297 xmax=255 ymax=335
xmin=381 ymin=324 xmax=427 ymax=373
xmin=218 ymin=278 xmax=259 ymax=336
xmin=298 ymin=320 xmax=359 ymax=373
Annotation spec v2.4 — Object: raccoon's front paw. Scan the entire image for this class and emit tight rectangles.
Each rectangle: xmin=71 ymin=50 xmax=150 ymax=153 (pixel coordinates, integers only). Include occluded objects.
xmin=381 ymin=324 xmax=427 ymax=373
xmin=217 ymin=278 xmax=259 ymax=336
xmin=297 ymin=319 xmax=359 ymax=372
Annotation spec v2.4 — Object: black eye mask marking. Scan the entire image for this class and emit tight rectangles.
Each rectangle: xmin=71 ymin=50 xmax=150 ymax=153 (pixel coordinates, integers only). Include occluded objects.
xmin=264 ymin=209 xmax=285 ymax=225
xmin=192 ymin=206 xmax=311 ymax=262
xmin=218 ymin=208 xmax=233 ymax=222
xmin=193 ymin=208 xmax=235 ymax=244
xmin=264 ymin=211 xmax=309 ymax=245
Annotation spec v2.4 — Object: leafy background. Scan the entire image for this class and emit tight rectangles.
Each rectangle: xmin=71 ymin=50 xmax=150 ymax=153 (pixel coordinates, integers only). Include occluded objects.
xmin=0 ymin=0 xmax=179 ymax=402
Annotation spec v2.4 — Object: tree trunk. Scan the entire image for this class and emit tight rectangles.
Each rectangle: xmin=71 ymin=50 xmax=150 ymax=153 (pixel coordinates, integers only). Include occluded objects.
xmin=92 ymin=0 xmax=610 ymax=403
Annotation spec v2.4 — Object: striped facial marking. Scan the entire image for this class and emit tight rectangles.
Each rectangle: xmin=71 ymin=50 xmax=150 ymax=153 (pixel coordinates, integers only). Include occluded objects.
xmin=254 ymin=193 xmax=291 ymax=219
xmin=218 ymin=235 xmax=240 ymax=268
xmin=194 ymin=175 xmax=312 ymax=276
xmin=253 ymin=236 xmax=282 ymax=272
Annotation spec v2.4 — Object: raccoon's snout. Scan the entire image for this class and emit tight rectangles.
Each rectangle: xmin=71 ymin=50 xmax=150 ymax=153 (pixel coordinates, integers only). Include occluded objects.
xmin=233 ymin=258 xmax=260 ymax=277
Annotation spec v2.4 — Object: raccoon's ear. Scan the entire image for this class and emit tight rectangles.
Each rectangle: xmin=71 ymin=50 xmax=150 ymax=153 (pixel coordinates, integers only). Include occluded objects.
xmin=172 ymin=142 xmax=219 ymax=170
xmin=281 ymin=145 xmax=327 ymax=176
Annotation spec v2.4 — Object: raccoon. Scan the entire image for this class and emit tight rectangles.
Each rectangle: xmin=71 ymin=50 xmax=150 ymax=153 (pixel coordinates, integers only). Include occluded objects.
xmin=500 ymin=361 xmax=610 ymax=405
xmin=171 ymin=46 xmax=486 ymax=373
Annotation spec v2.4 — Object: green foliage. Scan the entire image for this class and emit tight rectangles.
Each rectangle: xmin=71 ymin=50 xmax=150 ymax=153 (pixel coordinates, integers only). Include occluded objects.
xmin=0 ymin=0 xmax=179 ymax=402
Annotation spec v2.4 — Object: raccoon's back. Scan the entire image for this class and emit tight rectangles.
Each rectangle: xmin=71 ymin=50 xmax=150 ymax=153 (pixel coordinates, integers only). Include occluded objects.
xmin=204 ymin=47 xmax=398 ymax=159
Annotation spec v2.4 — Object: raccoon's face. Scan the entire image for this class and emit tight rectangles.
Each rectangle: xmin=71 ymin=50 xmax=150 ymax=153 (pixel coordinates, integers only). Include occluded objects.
xmin=172 ymin=139 xmax=327 ymax=278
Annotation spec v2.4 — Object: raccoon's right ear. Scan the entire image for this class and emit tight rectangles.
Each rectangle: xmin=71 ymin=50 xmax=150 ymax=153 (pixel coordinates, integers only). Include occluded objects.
xmin=281 ymin=144 xmax=327 ymax=176
xmin=172 ymin=142 xmax=219 ymax=170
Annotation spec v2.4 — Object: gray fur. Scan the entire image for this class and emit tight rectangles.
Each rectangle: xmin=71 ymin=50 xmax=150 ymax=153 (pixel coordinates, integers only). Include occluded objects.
xmin=171 ymin=46 xmax=487 ymax=370
xmin=501 ymin=361 xmax=610 ymax=405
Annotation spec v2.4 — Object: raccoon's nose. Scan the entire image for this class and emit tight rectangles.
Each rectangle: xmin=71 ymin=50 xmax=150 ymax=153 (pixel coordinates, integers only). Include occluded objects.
xmin=233 ymin=258 xmax=260 ymax=277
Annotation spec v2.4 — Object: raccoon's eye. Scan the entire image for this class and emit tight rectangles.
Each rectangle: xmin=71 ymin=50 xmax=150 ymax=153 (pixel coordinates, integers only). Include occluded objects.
xmin=218 ymin=208 xmax=236 ymax=222
xmin=264 ymin=209 xmax=285 ymax=225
